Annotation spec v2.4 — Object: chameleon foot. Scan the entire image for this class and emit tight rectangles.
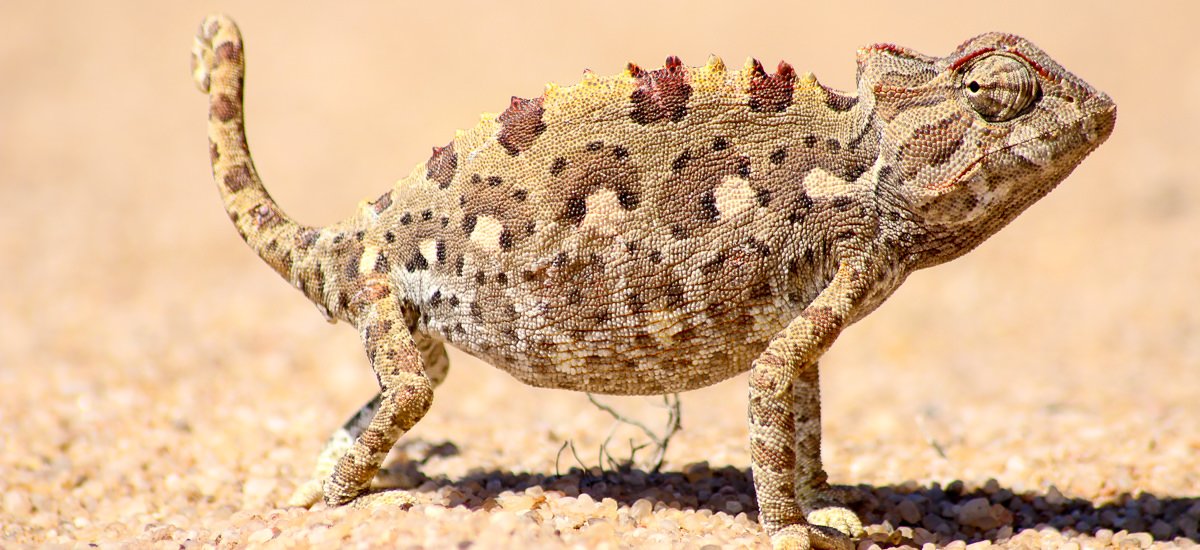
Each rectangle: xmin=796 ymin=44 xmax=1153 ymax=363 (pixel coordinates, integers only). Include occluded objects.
xmin=771 ymin=523 xmax=855 ymax=550
xmin=806 ymin=505 xmax=864 ymax=539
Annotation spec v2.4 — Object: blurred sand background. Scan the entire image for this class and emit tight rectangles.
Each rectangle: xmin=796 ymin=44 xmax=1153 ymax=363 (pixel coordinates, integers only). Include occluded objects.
xmin=1 ymin=1 xmax=1197 ymax=548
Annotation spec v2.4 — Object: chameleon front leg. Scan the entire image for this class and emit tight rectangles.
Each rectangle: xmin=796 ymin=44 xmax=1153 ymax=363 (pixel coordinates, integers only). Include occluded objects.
xmin=288 ymin=334 xmax=448 ymax=507
xmin=749 ymin=265 xmax=866 ymax=550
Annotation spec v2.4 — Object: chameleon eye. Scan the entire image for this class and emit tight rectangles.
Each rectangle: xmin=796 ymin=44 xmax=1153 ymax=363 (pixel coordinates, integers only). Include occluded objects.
xmin=960 ymin=54 xmax=1039 ymax=122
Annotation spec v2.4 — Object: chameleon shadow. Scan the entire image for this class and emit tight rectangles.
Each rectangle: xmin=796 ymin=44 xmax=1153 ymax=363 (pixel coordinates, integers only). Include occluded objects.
xmin=368 ymin=451 xmax=1199 ymax=546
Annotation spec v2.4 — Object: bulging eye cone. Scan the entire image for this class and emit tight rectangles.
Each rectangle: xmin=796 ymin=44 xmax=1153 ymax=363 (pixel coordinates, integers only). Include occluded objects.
xmin=961 ymin=54 xmax=1039 ymax=122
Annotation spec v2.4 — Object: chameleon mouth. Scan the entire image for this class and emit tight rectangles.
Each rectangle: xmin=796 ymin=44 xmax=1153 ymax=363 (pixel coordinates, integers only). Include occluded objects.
xmin=938 ymin=99 xmax=1116 ymax=191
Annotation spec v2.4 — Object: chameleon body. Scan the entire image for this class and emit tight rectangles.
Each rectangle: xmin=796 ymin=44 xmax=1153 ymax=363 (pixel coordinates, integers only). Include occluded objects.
xmin=191 ymin=15 xmax=1114 ymax=549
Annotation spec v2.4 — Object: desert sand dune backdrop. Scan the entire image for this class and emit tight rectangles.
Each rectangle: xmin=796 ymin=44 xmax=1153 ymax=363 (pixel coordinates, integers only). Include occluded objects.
xmin=1 ymin=2 xmax=1197 ymax=548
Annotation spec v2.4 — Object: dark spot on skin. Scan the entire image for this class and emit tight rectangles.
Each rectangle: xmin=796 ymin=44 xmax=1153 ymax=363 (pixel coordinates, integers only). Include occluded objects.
xmin=496 ymin=272 xmax=508 ymax=285
xmin=471 ymin=174 xmax=482 ymax=185
xmin=648 ymin=250 xmax=663 ymax=264
xmin=826 ymin=138 xmax=841 ymax=151
xmin=617 ymin=191 xmax=639 ymax=210
xmin=470 ymin=302 xmax=482 ymax=320
xmin=747 ymin=238 xmax=770 ymax=257
xmin=448 ymin=295 xmax=459 ymax=307
xmin=212 ymin=94 xmax=239 ymax=122
xmin=405 ymin=250 xmax=429 ymax=272
xmin=454 ymin=255 xmax=465 ymax=277
xmin=832 ymin=196 xmax=853 ymax=210
xmin=400 ymin=213 xmax=413 ymax=225
xmin=713 ymin=137 xmax=730 ymax=151
xmin=671 ymin=149 xmax=692 ymax=173
xmin=737 ymin=156 xmax=752 ymax=178
xmin=553 ymin=252 xmax=569 ymax=268
xmin=586 ymin=141 xmax=603 ymax=152
xmin=435 ymin=241 xmax=446 ymax=263
xmin=384 ymin=231 xmax=395 ymax=243
xmin=624 ymin=241 xmax=638 ymax=254
xmin=425 ymin=142 xmax=457 ymax=189
xmin=613 ymin=146 xmax=629 ymax=160
xmin=338 ymin=291 xmax=350 ymax=312
xmin=787 ymin=192 xmax=814 ymax=224
xmin=475 ymin=271 xmax=486 ymax=285
xmin=629 ymin=56 xmax=692 ymax=124
xmin=525 ymin=220 xmax=536 ymax=235
xmin=485 ymin=176 xmax=502 ymax=187
xmin=843 ymin=163 xmax=868 ymax=182
xmin=769 ymin=148 xmax=787 ymax=165
xmin=223 ymin=164 xmax=252 ymax=193
xmin=670 ymin=225 xmax=690 ymax=240
xmin=837 ymin=230 xmax=855 ymax=240
xmin=215 ymin=42 xmax=242 ymax=63
xmin=209 ymin=141 xmax=219 ymax=163
xmin=756 ymin=188 xmax=772 ymax=207
xmin=804 ymin=135 xmax=818 ymax=148
xmin=355 ymin=231 xmax=365 ymax=241
xmin=747 ymin=60 xmax=796 ymax=113
xmin=561 ymin=195 xmax=587 ymax=226
xmin=499 ymin=228 xmax=514 ymax=250
xmin=429 ymin=291 xmax=442 ymax=307
xmin=332 ymin=234 xmax=345 ymax=244
xmin=550 ymin=157 xmax=568 ymax=176
xmin=566 ymin=288 xmax=583 ymax=305
xmin=698 ymin=192 xmax=719 ymax=221
xmin=497 ymin=96 xmax=546 ymax=155
xmin=462 ymin=213 xmax=477 ymax=234
xmin=421 ymin=210 xmax=433 ymax=221
xmin=440 ymin=216 xmax=449 ymax=228
xmin=374 ymin=254 xmax=389 ymax=273
xmin=512 ymin=189 xmax=528 ymax=201
xmin=345 ymin=251 xmax=362 ymax=280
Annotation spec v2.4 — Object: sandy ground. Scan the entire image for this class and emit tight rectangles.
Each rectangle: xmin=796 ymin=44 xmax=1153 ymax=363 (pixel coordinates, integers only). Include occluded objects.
xmin=2 ymin=2 xmax=1198 ymax=548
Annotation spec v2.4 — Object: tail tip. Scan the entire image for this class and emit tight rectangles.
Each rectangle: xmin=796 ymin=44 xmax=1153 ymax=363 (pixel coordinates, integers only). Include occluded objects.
xmin=191 ymin=14 xmax=241 ymax=94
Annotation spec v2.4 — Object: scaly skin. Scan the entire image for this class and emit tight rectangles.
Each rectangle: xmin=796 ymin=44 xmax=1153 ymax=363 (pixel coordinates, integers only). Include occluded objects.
xmin=191 ymin=14 xmax=1115 ymax=549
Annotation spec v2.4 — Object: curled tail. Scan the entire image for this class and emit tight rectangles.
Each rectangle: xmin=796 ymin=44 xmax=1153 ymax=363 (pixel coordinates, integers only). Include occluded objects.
xmin=192 ymin=15 xmax=329 ymax=310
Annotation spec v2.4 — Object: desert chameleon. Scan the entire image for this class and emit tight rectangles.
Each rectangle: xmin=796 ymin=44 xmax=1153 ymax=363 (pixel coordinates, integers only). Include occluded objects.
xmin=191 ymin=14 xmax=1115 ymax=549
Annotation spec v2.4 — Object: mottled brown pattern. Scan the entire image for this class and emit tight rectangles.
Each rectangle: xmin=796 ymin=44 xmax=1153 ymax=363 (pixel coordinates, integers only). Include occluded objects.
xmin=748 ymin=59 xmax=796 ymax=113
xmin=496 ymin=97 xmax=546 ymax=156
xmin=629 ymin=56 xmax=692 ymax=124
xmin=899 ymin=112 xmax=970 ymax=180
xmin=549 ymin=142 xmax=641 ymax=225
xmin=211 ymin=93 xmax=239 ymax=122
xmin=222 ymin=164 xmax=251 ymax=193
xmin=425 ymin=142 xmax=457 ymax=188
xmin=193 ymin=16 xmax=1115 ymax=550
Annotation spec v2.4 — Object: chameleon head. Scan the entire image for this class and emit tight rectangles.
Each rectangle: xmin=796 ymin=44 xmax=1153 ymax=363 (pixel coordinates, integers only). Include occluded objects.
xmin=857 ymin=33 xmax=1117 ymax=267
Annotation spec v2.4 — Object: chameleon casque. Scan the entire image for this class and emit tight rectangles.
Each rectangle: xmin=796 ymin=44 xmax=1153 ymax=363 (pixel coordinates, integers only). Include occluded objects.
xmin=191 ymin=14 xmax=1115 ymax=549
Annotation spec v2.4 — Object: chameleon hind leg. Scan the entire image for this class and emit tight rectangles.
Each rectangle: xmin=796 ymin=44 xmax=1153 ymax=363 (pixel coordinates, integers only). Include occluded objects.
xmin=287 ymin=335 xmax=448 ymax=506
xmin=287 ymin=280 xmax=437 ymax=507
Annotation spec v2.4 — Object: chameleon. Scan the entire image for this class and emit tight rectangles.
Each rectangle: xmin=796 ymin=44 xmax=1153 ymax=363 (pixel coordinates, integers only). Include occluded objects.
xmin=191 ymin=14 xmax=1115 ymax=549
